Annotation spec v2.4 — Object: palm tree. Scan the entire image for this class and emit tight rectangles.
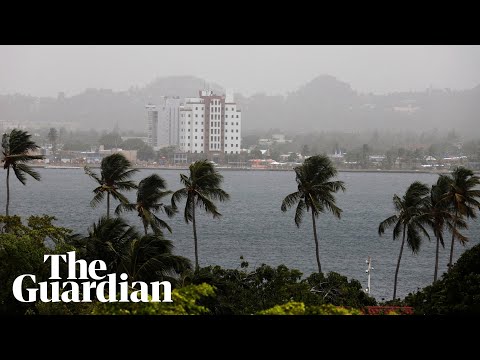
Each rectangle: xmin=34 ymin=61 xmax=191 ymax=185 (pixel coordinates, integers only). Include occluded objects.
xmin=1 ymin=129 xmax=45 ymax=216
xmin=442 ymin=167 xmax=480 ymax=269
xmin=69 ymin=216 xmax=191 ymax=284
xmin=379 ymin=181 xmax=431 ymax=300
xmin=119 ymin=233 xmax=191 ymax=284
xmin=116 ymin=174 xmax=176 ymax=235
xmin=424 ymin=175 xmax=467 ymax=282
xmin=80 ymin=216 xmax=138 ymax=274
xmin=84 ymin=153 xmax=138 ymax=218
xmin=281 ymin=155 xmax=346 ymax=274
xmin=171 ymin=160 xmax=230 ymax=271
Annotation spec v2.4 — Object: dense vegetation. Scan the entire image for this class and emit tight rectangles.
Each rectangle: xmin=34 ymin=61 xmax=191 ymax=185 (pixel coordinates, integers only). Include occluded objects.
xmin=188 ymin=263 xmax=376 ymax=314
xmin=0 ymin=216 xmax=377 ymax=315
xmin=403 ymin=243 xmax=480 ymax=314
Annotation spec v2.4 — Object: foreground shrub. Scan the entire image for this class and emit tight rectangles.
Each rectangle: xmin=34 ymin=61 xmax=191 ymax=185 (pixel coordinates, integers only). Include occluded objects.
xmin=92 ymin=283 xmax=215 ymax=315
xmin=258 ymin=301 xmax=362 ymax=315
xmin=404 ymin=243 xmax=480 ymax=314
xmin=189 ymin=262 xmax=376 ymax=315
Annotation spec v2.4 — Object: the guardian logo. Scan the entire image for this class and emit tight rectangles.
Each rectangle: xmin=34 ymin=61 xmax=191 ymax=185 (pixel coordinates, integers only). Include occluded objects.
xmin=13 ymin=251 xmax=172 ymax=303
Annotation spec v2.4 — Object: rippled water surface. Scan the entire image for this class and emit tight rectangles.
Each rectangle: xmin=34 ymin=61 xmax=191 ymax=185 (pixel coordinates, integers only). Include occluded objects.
xmin=1 ymin=168 xmax=479 ymax=300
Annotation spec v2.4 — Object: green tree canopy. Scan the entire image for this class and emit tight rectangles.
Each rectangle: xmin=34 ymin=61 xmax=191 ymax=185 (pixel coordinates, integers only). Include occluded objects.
xmin=188 ymin=263 xmax=375 ymax=315
xmin=0 ymin=215 xmax=75 ymax=315
xmin=404 ymin=243 xmax=480 ymax=314
xmin=122 ymin=138 xmax=148 ymax=150
xmin=98 ymin=132 xmax=123 ymax=150
xmin=137 ymin=144 xmax=155 ymax=161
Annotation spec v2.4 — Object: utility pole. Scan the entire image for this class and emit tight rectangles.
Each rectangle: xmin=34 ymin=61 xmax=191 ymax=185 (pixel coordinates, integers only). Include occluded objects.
xmin=365 ymin=257 xmax=374 ymax=294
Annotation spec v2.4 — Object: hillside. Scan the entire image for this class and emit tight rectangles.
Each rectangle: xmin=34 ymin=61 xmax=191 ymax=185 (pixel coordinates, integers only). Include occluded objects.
xmin=1 ymin=75 xmax=479 ymax=136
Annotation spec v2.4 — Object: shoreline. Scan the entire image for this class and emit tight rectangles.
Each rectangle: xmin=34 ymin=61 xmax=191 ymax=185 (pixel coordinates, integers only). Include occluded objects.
xmin=30 ymin=164 xmax=473 ymax=175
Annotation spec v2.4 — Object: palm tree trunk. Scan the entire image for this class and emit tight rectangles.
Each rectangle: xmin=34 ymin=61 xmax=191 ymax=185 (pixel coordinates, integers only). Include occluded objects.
xmin=448 ymin=211 xmax=458 ymax=270
xmin=311 ymin=210 xmax=322 ymax=274
xmin=393 ymin=225 xmax=406 ymax=300
xmin=434 ymin=236 xmax=440 ymax=282
xmin=143 ymin=222 xmax=148 ymax=236
xmin=192 ymin=202 xmax=199 ymax=272
xmin=107 ymin=192 xmax=110 ymax=219
xmin=5 ymin=166 xmax=10 ymax=217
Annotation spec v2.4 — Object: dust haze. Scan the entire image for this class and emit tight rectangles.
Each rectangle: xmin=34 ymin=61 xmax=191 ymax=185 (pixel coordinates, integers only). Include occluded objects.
xmin=0 ymin=45 xmax=480 ymax=136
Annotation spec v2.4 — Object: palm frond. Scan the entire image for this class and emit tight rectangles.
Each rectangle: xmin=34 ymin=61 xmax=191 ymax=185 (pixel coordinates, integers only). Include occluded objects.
xmin=183 ymin=195 xmax=194 ymax=223
xmin=84 ymin=216 xmax=141 ymax=273
xmin=95 ymin=155 xmax=138 ymax=213
xmin=404 ymin=181 xmax=430 ymax=206
xmin=406 ymin=225 xmax=423 ymax=254
xmin=443 ymin=167 xmax=480 ymax=219
xmin=322 ymin=198 xmax=343 ymax=219
xmin=90 ymin=190 xmax=106 ymax=208
xmin=308 ymin=194 xmax=324 ymax=217
xmin=204 ymin=188 xmax=230 ymax=202
xmin=196 ymin=192 xmax=221 ymax=218
xmin=11 ymin=164 xmax=27 ymax=185
xmin=452 ymin=226 xmax=469 ymax=245
xmin=109 ymin=189 xmax=130 ymax=205
xmin=1 ymin=133 xmax=9 ymax=153
xmin=415 ymin=222 xmax=431 ymax=242
xmin=392 ymin=194 xmax=403 ymax=212
xmin=152 ymin=213 xmax=173 ymax=233
xmin=113 ymin=168 xmax=139 ymax=183
xmin=281 ymin=191 xmax=302 ymax=212
xmin=138 ymin=174 xmax=167 ymax=191
xmin=287 ymin=155 xmax=345 ymax=225
xmin=124 ymin=234 xmax=192 ymax=282
xmin=436 ymin=232 xmax=445 ymax=248
xmin=171 ymin=188 xmax=188 ymax=209
xmin=163 ymin=204 xmax=177 ymax=218
xmin=15 ymin=163 xmax=41 ymax=182
xmin=294 ymin=199 xmax=306 ymax=227
xmin=84 ymin=166 xmax=103 ymax=185
xmin=392 ymin=218 xmax=403 ymax=240
xmin=7 ymin=129 xmax=41 ymax=154
xmin=6 ymin=154 xmax=45 ymax=162
xmin=320 ymin=180 xmax=346 ymax=193
xmin=378 ymin=215 xmax=399 ymax=236
xmin=179 ymin=173 xmax=191 ymax=187
xmin=115 ymin=180 xmax=138 ymax=191
xmin=115 ymin=202 xmax=136 ymax=215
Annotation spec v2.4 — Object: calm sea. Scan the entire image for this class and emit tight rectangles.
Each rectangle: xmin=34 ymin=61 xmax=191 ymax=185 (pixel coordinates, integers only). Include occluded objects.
xmin=1 ymin=168 xmax=479 ymax=301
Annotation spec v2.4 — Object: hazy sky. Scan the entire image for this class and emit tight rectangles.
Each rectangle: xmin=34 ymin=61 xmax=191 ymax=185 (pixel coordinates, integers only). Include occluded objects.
xmin=1 ymin=45 xmax=480 ymax=97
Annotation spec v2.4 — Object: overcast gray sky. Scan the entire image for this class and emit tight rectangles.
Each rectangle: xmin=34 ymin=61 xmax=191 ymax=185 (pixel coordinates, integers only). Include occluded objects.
xmin=1 ymin=45 xmax=479 ymax=97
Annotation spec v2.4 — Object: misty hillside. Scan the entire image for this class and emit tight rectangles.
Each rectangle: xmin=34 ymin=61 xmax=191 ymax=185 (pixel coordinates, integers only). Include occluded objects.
xmin=1 ymin=75 xmax=479 ymax=136
xmin=238 ymin=75 xmax=480 ymax=136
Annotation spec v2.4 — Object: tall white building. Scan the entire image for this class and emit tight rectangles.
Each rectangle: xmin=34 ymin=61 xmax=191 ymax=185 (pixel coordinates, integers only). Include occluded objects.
xmin=146 ymin=97 xmax=182 ymax=149
xmin=157 ymin=96 xmax=182 ymax=148
xmin=145 ymin=104 xmax=158 ymax=147
xmin=178 ymin=90 xmax=242 ymax=157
